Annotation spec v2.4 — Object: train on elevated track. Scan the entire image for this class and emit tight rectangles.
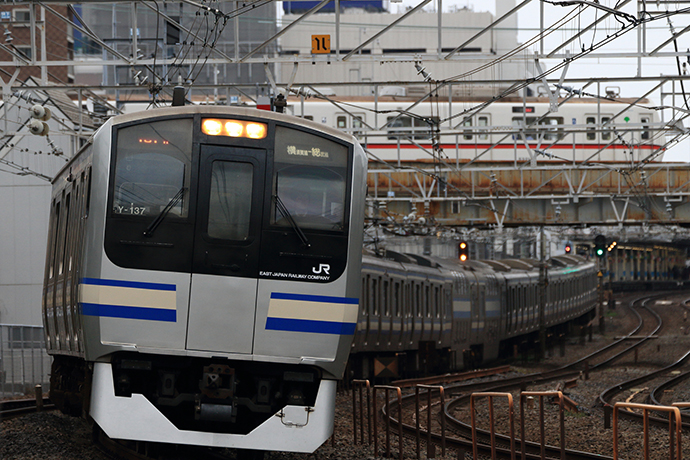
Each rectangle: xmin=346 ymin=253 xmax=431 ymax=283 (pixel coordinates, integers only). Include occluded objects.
xmin=280 ymin=95 xmax=664 ymax=164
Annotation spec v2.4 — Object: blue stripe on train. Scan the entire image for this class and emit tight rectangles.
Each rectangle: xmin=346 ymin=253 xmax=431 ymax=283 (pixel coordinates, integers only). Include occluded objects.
xmin=81 ymin=303 xmax=177 ymax=322
xmin=266 ymin=317 xmax=356 ymax=335
xmin=270 ymin=292 xmax=359 ymax=304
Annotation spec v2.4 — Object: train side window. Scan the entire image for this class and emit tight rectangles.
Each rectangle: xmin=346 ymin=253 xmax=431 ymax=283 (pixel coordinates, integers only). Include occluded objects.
xmin=382 ymin=279 xmax=389 ymax=316
xmin=48 ymin=200 xmax=60 ymax=279
xmin=387 ymin=116 xmax=412 ymax=140
xmin=370 ymin=278 xmax=378 ymax=315
xmin=67 ymin=184 xmax=79 ymax=273
xmin=353 ymin=114 xmax=365 ymax=137
xmin=512 ymin=117 xmax=538 ymax=140
xmin=463 ymin=118 xmax=473 ymax=140
xmin=337 ymin=115 xmax=347 ymax=130
xmin=478 ymin=116 xmax=489 ymax=140
xmin=362 ymin=276 xmax=368 ymax=315
xmin=303 ymin=115 xmax=314 ymax=121
xmin=58 ymin=193 xmax=71 ymax=276
xmin=423 ymin=285 xmax=431 ymax=318
xmin=541 ymin=117 xmax=563 ymax=141
xmin=393 ymin=282 xmax=401 ymax=317
xmin=414 ymin=117 xmax=436 ymax=140
xmin=415 ymin=284 xmax=421 ymax=317
xmin=586 ymin=116 xmax=596 ymax=140
xmin=85 ymin=164 xmax=92 ymax=218
xmin=641 ymin=116 xmax=650 ymax=140
xmin=207 ymin=161 xmax=253 ymax=240
xmin=601 ymin=116 xmax=612 ymax=140
xmin=434 ymin=286 xmax=442 ymax=318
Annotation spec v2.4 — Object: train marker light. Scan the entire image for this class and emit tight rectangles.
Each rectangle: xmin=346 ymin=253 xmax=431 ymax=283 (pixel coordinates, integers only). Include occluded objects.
xmin=202 ymin=118 xmax=268 ymax=139
xmin=225 ymin=121 xmax=244 ymax=137
xmin=202 ymin=119 xmax=222 ymax=136
xmin=459 ymin=241 xmax=469 ymax=262
xmin=246 ymin=122 xmax=267 ymax=139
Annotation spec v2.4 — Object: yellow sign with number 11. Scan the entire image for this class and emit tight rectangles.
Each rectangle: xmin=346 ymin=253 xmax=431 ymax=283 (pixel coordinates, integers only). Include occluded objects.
xmin=311 ymin=35 xmax=331 ymax=54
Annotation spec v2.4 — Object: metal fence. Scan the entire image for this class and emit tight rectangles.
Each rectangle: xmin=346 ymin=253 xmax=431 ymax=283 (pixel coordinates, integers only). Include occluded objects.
xmin=0 ymin=324 xmax=51 ymax=398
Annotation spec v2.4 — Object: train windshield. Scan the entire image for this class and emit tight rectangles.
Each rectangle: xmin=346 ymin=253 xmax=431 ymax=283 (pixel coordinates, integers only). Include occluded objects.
xmin=272 ymin=126 xmax=348 ymax=231
xmin=112 ymin=119 xmax=193 ymax=218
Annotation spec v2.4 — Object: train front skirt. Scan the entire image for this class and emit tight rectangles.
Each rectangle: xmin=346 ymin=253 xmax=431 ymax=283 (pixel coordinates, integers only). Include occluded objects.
xmin=89 ymin=362 xmax=336 ymax=452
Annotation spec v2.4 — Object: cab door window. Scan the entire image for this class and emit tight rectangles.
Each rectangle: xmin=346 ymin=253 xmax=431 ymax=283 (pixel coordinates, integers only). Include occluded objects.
xmin=207 ymin=161 xmax=253 ymax=240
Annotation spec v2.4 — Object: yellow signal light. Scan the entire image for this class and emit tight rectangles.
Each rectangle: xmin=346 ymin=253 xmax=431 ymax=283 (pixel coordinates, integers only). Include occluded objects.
xmin=460 ymin=254 xmax=468 ymax=262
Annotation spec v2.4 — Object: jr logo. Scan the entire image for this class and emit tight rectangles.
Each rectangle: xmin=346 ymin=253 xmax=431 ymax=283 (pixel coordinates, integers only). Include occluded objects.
xmin=312 ymin=264 xmax=331 ymax=275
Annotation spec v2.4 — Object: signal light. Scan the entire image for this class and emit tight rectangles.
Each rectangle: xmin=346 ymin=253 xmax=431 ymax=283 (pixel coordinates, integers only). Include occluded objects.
xmin=458 ymin=241 xmax=469 ymax=262
xmin=565 ymin=243 xmax=572 ymax=254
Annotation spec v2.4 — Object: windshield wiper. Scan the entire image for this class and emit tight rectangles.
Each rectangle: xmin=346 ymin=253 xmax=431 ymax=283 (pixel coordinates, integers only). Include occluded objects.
xmin=274 ymin=195 xmax=310 ymax=248
xmin=143 ymin=187 xmax=186 ymax=237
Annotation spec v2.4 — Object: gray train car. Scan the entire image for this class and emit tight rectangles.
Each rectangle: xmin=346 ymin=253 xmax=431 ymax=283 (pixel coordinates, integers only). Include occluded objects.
xmin=350 ymin=251 xmax=597 ymax=376
xmin=42 ymin=105 xmax=367 ymax=455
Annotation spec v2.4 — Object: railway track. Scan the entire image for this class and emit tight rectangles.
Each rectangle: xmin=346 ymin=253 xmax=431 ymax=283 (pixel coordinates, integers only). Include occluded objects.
xmin=5 ymin=292 xmax=688 ymax=460
xmin=375 ymin=291 xmax=690 ymax=460
xmin=0 ymin=397 xmax=54 ymax=420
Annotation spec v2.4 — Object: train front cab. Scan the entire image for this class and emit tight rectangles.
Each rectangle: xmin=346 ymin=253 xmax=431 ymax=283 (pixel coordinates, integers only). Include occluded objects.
xmin=44 ymin=106 xmax=367 ymax=453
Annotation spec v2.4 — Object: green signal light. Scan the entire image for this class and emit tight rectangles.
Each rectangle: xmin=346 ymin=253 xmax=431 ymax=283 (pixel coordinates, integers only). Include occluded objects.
xmin=596 ymin=248 xmax=605 ymax=257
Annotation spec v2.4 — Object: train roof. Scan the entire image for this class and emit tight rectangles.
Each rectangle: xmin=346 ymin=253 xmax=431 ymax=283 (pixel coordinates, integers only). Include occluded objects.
xmin=364 ymin=248 xmax=593 ymax=274
xmin=284 ymin=95 xmax=652 ymax=105
xmin=110 ymin=105 xmax=356 ymax=145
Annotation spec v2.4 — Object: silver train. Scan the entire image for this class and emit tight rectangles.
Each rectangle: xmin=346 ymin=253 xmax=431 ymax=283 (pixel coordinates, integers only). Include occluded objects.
xmin=42 ymin=105 xmax=367 ymax=454
xmin=350 ymin=251 xmax=598 ymax=378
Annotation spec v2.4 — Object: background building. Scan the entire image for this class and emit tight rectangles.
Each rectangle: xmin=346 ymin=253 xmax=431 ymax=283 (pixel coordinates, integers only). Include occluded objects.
xmin=277 ymin=1 xmax=531 ymax=97
xmin=0 ymin=4 xmax=74 ymax=84
xmin=74 ymin=2 xmax=277 ymax=94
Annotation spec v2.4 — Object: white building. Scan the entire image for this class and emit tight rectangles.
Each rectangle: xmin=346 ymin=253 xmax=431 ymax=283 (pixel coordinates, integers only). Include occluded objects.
xmin=277 ymin=1 xmax=530 ymax=97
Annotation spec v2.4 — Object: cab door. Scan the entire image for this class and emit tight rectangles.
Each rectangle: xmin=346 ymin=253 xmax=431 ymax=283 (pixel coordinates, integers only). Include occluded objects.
xmin=186 ymin=144 xmax=266 ymax=353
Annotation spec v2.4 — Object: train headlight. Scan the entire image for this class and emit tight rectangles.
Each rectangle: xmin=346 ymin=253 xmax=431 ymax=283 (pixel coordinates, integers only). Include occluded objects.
xmin=202 ymin=118 xmax=267 ymax=139
xmin=202 ymin=119 xmax=223 ymax=136
xmin=225 ymin=121 xmax=244 ymax=137
xmin=246 ymin=123 xmax=267 ymax=139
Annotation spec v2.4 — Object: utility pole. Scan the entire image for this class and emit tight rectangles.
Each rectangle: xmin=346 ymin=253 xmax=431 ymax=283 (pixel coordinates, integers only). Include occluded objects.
xmin=539 ymin=226 xmax=547 ymax=359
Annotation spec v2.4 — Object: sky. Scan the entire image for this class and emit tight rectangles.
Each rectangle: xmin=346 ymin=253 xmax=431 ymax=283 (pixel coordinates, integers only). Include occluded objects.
xmin=392 ymin=0 xmax=690 ymax=162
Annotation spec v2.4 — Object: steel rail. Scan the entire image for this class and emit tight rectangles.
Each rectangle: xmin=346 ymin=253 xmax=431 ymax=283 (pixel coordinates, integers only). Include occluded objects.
xmin=433 ymin=293 xmax=674 ymax=460
xmin=380 ymin=382 xmax=613 ymax=460
xmin=0 ymin=397 xmax=54 ymax=420
xmin=644 ymin=297 xmax=690 ymax=422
